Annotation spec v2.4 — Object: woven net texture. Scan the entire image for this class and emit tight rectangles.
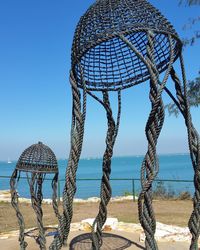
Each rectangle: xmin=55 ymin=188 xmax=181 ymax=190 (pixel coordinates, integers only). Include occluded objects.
xmin=69 ymin=233 xmax=132 ymax=250
xmin=16 ymin=142 xmax=58 ymax=173
xmin=72 ymin=0 xmax=182 ymax=91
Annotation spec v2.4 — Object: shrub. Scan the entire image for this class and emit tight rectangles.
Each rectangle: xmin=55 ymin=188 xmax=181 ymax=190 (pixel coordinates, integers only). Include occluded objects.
xmin=178 ymin=191 xmax=191 ymax=200
xmin=153 ymin=181 xmax=175 ymax=199
xmin=123 ymin=191 xmax=133 ymax=196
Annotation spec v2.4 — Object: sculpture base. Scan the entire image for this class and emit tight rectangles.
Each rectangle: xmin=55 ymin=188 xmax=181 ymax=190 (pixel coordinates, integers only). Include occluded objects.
xmin=25 ymin=227 xmax=58 ymax=238
xmin=69 ymin=232 xmax=132 ymax=250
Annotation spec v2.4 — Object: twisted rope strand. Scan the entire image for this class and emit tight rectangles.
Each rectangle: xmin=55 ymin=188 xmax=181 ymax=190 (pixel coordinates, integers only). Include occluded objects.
xmin=52 ymin=173 xmax=61 ymax=224
xmin=91 ymin=91 xmax=121 ymax=249
xmin=170 ymin=63 xmax=200 ymax=250
xmin=10 ymin=170 xmax=28 ymax=250
xmin=49 ymin=70 xmax=87 ymax=249
xmin=29 ymin=173 xmax=46 ymax=250
xmin=138 ymin=31 xmax=163 ymax=250
xmin=119 ymin=32 xmax=174 ymax=250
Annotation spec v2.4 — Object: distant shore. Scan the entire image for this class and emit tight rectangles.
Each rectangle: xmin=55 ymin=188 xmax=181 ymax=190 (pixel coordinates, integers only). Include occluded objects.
xmin=0 ymin=189 xmax=136 ymax=204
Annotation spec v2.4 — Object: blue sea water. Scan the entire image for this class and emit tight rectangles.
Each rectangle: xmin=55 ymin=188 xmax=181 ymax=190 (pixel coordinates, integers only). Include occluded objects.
xmin=0 ymin=154 xmax=195 ymax=199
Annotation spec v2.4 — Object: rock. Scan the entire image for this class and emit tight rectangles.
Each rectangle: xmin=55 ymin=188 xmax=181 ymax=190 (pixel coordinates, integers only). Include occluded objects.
xmin=140 ymin=222 xmax=194 ymax=242
xmin=104 ymin=218 xmax=118 ymax=230
xmin=87 ymin=197 xmax=100 ymax=203
xmin=111 ymin=195 xmax=138 ymax=202
xmin=80 ymin=218 xmax=118 ymax=232
xmin=117 ymin=222 xmax=142 ymax=233
xmin=18 ymin=198 xmax=31 ymax=203
xmin=0 ymin=191 xmax=140 ymax=204
xmin=103 ymin=225 xmax=112 ymax=232
xmin=0 ymin=230 xmax=19 ymax=240
xmin=0 ymin=190 xmax=11 ymax=202
xmin=43 ymin=199 xmax=52 ymax=204
xmin=80 ymin=222 xmax=92 ymax=232
xmin=73 ymin=198 xmax=88 ymax=203
xmin=70 ymin=223 xmax=81 ymax=232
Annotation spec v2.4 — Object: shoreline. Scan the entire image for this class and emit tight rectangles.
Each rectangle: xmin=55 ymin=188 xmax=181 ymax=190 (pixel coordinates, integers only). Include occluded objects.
xmin=0 ymin=189 xmax=136 ymax=204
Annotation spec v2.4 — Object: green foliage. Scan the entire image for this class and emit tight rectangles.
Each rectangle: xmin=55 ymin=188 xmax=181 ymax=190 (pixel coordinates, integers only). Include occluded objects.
xmin=179 ymin=0 xmax=200 ymax=45
xmin=153 ymin=181 xmax=193 ymax=200
xmin=166 ymin=71 xmax=200 ymax=116
xmin=166 ymin=1 xmax=200 ymax=116
xmin=188 ymin=73 xmax=200 ymax=106
xmin=165 ymin=103 xmax=179 ymax=117
xmin=123 ymin=191 xmax=133 ymax=196
xmin=178 ymin=191 xmax=191 ymax=200
xmin=153 ymin=181 xmax=175 ymax=199
xmin=122 ymin=182 xmax=192 ymax=200
xmin=179 ymin=0 xmax=200 ymax=6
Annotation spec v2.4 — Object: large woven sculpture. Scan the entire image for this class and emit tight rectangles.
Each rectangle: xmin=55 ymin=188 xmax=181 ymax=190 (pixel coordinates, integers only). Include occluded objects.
xmin=51 ymin=0 xmax=200 ymax=249
xmin=10 ymin=142 xmax=60 ymax=250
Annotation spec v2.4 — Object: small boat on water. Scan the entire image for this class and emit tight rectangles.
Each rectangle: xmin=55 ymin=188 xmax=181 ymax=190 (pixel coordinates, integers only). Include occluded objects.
xmin=7 ymin=158 xmax=12 ymax=164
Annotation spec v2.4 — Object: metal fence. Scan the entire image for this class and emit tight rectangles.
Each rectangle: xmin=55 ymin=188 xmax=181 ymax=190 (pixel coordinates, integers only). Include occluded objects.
xmin=0 ymin=175 xmax=194 ymax=203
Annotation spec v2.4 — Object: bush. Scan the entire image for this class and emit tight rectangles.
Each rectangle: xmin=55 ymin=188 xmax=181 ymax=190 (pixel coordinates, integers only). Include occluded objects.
xmin=123 ymin=191 xmax=133 ymax=196
xmin=178 ymin=191 xmax=191 ymax=200
xmin=153 ymin=181 xmax=175 ymax=199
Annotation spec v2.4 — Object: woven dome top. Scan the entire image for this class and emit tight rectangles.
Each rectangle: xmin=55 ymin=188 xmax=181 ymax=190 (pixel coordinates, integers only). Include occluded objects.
xmin=16 ymin=142 xmax=58 ymax=173
xmin=72 ymin=0 xmax=182 ymax=91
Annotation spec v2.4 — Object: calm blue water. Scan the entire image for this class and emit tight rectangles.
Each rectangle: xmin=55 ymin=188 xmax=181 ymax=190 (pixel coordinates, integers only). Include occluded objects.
xmin=0 ymin=154 xmax=195 ymax=199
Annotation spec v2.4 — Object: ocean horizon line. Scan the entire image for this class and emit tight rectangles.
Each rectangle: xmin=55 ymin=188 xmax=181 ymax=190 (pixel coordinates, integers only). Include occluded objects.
xmin=0 ymin=152 xmax=190 ymax=163
xmin=0 ymin=154 xmax=194 ymax=199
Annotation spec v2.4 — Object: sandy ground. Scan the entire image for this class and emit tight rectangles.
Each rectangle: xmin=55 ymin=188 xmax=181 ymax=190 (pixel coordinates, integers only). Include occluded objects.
xmin=0 ymin=199 xmax=193 ymax=233
xmin=0 ymin=199 xmax=195 ymax=249
xmin=0 ymin=230 xmax=191 ymax=249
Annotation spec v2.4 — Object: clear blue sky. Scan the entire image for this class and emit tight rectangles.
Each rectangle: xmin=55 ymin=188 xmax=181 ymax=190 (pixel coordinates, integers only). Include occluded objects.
xmin=0 ymin=0 xmax=199 ymax=161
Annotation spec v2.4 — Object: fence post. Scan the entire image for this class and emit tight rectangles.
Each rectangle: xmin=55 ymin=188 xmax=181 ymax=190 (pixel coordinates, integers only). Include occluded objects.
xmin=132 ymin=179 xmax=136 ymax=202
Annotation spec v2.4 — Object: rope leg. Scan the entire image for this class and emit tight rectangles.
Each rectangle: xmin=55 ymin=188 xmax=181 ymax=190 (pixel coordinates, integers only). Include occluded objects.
xmin=138 ymin=32 xmax=165 ymax=250
xmin=169 ymin=62 xmax=200 ymax=250
xmin=119 ymin=32 xmax=174 ymax=250
xmin=49 ymin=70 xmax=87 ymax=249
xmin=91 ymin=91 xmax=121 ymax=249
xmin=29 ymin=173 xmax=46 ymax=250
xmin=52 ymin=173 xmax=61 ymax=224
xmin=10 ymin=170 xmax=27 ymax=250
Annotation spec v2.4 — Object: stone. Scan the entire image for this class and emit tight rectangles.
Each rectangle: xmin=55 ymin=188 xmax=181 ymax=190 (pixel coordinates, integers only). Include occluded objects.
xmin=80 ymin=218 xmax=118 ymax=232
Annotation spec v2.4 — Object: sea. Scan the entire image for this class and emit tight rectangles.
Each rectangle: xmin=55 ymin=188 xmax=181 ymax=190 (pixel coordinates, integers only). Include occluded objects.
xmin=0 ymin=154 xmax=195 ymax=199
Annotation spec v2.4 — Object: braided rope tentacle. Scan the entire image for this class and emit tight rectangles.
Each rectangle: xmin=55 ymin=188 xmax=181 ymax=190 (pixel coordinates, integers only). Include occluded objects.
xmin=91 ymin=91 xmax=121 ymax=249
xmin=52 ymin=173 xmax=61 ymax=224
xmin=119 ymin=32 xmax=174 ymax=250
xmin=170 ymin=62 xmax=200 ymax=250
xmin=29 ymin=173 xmax=46 ymax=250
xmin=138 ymin=31 xmax=165 ymax=250
xmin=10 ymin=170 xmax=28 ymax=250
xmin=49 ymin=70 xmax=87 ymax=249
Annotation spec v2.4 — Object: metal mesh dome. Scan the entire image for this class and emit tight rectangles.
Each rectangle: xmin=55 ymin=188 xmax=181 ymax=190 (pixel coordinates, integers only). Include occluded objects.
xmin=16 ymin=142 xmax=58 ymax=173
xmin=72 ymin=0 xmax=182 ymax=91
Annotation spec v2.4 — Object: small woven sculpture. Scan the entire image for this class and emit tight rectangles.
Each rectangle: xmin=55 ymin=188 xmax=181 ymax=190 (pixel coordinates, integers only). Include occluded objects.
xmin=50 ymin=0 xmax=200 ymax=249
xmin=10 ymin=142 xmax=60 ymax=250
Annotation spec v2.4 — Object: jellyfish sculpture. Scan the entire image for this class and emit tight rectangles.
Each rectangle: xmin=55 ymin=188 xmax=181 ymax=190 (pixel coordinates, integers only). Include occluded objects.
xmin=10 ymin=142 xmax=60 ymax=250
xmin=50 ymin=0 xmax=200 ymax=249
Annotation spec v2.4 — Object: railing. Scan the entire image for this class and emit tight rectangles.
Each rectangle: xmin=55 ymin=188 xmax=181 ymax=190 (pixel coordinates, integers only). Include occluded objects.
xmin=0 ymin=175 xmax=194 ymax=203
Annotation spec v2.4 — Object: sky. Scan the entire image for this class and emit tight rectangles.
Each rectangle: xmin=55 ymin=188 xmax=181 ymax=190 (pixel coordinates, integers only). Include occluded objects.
xmin=0 ymin=0 xmax=199 ymax=161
